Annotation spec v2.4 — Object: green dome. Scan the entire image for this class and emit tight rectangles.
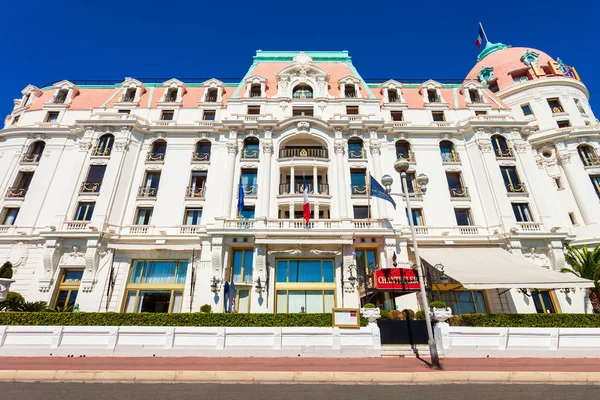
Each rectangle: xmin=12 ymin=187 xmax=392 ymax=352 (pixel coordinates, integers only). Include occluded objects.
xmin=477 ymin=42 xmax=509 ymax=62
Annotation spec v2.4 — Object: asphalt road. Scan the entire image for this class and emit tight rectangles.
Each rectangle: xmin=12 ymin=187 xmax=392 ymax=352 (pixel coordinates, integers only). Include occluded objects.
xmin=1 ymin=382 xmax=599 ymax=400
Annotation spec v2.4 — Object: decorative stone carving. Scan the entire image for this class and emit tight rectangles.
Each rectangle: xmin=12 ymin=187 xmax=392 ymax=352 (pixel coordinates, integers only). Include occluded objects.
xmin=334 ymin=141 xmax=345 ymax=155
xmin=90 ymin=158 xmax=108 ymax=165
xmin=211 ymin=238 xmax=223 ymax=276
xmin=558 ymin=152 xmax=572 ymax=164
xmin=262 ymin=140 xmax=273 ymax=154
xmin=227 ymin=142 xmax=238 ymax=154
xmin=430 ymin=307 xmax=452 ymax=322
xmin=145 ymin=164 xmax=162 ymax=171
xmin=497 ymin=159 xmax=516 ymax=167
xmin=78 ymin=141 xmax=92 ymax=151
xmin=8 ymin=242 xmax=29 ymax=269
xmin=191 ymin=164 xmax=209 ymax=171
xmin=256 ymin=245 xmax=266 ymax=273
xmin=477 ymin=140 xmax=492 ymax=153
xmin=198 ymin=132 xmax=209 ymax=139
xmin=360 ymin=308 xmax=381 ymax=324
xmin=514 ymin=142 xmax=528 ymax=153
xmin=296 ymin=121 xmax=310 ymax=133
xmin=395 ymin=132 xmax=409 ymax=140
xmin=40 ymin=242 xmax=61 ymax=292
xmin=369 ymin=143 xmax=381 ymax=155
xmin=59 ymin=246 xmax=86 ymax=266
xmin=114 ymin=140 xmax=130 ymax=151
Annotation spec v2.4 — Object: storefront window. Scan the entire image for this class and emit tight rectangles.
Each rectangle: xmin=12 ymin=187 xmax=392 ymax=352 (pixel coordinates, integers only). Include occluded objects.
xmin=276 ymin=290 xmax=335 ymax=313
xmin=123 ymin=260 xmax=188 ymax=313
xmin=435 ymin=290 xmax=487 ymax=314
xmin=275 ymin=259 xmax=335 ymax=313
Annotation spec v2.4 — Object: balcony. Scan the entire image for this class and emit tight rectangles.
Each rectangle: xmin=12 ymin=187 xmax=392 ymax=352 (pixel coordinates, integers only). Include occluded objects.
xmin=221 ymin=218 xmax=387 ymax=231
xmin=164 ymin=94 xmax=178 ymax=103
xmin=449 ymin=186 xmax=469 ymax=198
xmin=186 ymin=185 xmax=206 ymax=198
xmin=348 ymin=149 xmax=366 ymax=159
xmin=138 ymin=186 xmax=158 ymax=197
xmin=64 ymin=221 xmax=90 ymax=231
xmin=350 ymin=184 xmax=368 ymax=195
xmin=6 ymin=187 xmax=27 ymax=198
xmin=146 ymin=152 xmax=166 ymax=162
xmin=192 ymin=152 xmax=211 ymax=162
xmin=80 ymin=182 xmax=102 ymax=194
xmin=242 ymin=184 xmax=258 ymax=196
xmin=250 ymin=91 xmax=263 ymax=98
xmin=441 ymin=152 xmax=460 ymax=163
xmin=241 ymin=149 xmax=259 ymax=160
xmin=581 ymin=155 xmax=600 ymax=167
xmin=279 ymin=148 xmax=328 ymax=159
xmin=428 ymin=95 xmax=442 ymax=103
xmin=506 ymin=182 xmax=528 ymax=194
xmin=279 ymin=183 xmax=329 ymax=195
xmin=517 ymin=222 xmax=542 ymax=232
xmin=494 ymin=148 xmax=514 ymax=158
xmin=121 ymin=96 xmax=135 ymax=103
xmin=21 ymin=153 xmax=41 ymax=163
xmin=52 ymin=97 xmax=67 ymax=104
xmin=92 ymin=146 xmax=112 ymax=157
xmin=396 ymin=151 xmax=416 ymax=162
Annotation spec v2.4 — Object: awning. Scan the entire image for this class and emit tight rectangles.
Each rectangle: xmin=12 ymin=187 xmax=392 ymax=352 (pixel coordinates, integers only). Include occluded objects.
xmin=419 ymin=247 xmax=594 ymax=290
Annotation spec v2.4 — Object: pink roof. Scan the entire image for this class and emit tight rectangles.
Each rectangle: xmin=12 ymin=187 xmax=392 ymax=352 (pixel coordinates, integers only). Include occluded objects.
xmin=370 ymin=86 xmax=505 ymax=109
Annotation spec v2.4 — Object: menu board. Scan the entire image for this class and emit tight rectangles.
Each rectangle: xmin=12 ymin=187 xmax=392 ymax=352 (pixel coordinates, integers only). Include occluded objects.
xmin=332 ymin=308 xmax=361 ymax=328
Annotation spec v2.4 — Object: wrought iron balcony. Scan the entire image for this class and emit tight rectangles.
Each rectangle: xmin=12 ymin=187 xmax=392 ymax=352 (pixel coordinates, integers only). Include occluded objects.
xmin=441 ymin=152 xmax=460 ymax=163
xmin=164 ymin=94 xmax=178 ymax=102
xmin=242 ymin=184 xmax=258 ymax=195
xmin=279 ymin=148 xmax=328 ymax=159
xmin=351 ymin=184 xmax=368 ymax=195
xmin=92 ymin=146 xmax=112 ymax=157
xmin=242 ymin=149 xmax=259 ymax=159
xmin=21 ymin=153 xmax=41 ymax=163
xmin=580 ymin=155 xmax=600 ymax=167
xmin=278 ymin=183 xmax=329 ymax=195
xmin=186 ymin=185 xmax=206 ymax=198
xmin=192 ymin=152 xmax=211 ymax=162
xmin=396 ymin=151 xmax=415 ymax=162
xmin=250 ymin=91 xmax=262 ymax=98
xmin=344 ymin=92 xmax=357 ymax=98
xmin=388 ymin=96 xmax=400 ymax=102
xmin=6 ymin=187 xmax=27 ymax=198
xmin=470 ymin=95 xmax=484 ymax=103
xmin=506 ymin=182 xmax=528 ymax=194
xmin=494 ymin=148 xmax=514 ymax=158
xmin=147 ymin=152 xmax=166 ymax=162
xmin=80 ymin=182 xmax=102 ymax=194
xmin=348 ymin=149 xmax=365 ymax=159
xmin=52 ymin=97 xmax=67 ymax=104
xmin=449 ymin=186 xmax=469 ymax=198
xmin=292 ymin=90 xmax=312 ymax=99
xmin=428 ymin=95 xmax=442 ymax=103
xmin=205 ymin=96 xmax=217 ymax=102
xmin=121 ymin=96 xmax=135 ymax=102
xmin=138 ymin=186 xmax=158 ymax=197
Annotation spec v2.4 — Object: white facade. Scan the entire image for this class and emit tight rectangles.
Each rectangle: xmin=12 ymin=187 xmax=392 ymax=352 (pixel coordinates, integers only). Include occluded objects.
xmin=0 ymin=49 xmax=598 ymax=315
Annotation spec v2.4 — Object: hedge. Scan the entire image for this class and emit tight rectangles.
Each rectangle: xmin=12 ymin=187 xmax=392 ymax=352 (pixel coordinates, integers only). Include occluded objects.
xmin=449 ymin=313 xmax=600 ymax=328
xmin=0 ymin=312 xmax=368 ymax=327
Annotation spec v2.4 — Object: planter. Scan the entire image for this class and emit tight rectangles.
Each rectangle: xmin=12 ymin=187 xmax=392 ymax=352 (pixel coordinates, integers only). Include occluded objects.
xmin=430 ymin=307 xmax=452 ymax=323
xmin=377 ymin=319 xmax=429 ymax=345
xmin=0 ymin=278 xmax=15 ymax=302
xmin=360 ymin=307 xmax=381 ymax=324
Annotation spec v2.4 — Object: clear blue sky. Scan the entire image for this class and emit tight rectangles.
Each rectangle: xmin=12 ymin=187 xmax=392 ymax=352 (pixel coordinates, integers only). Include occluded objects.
xmin=1 ymin=0 xmax=598 ymax=114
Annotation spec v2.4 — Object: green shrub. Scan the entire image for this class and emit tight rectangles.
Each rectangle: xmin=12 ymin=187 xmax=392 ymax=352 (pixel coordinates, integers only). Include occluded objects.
xmin=449 ymin=313 xmax=600 ymax=328
xmin=389 ymin=310 xmax=402 ymax=320
xmin=415 ymin=310 xmax=426 ymax=320
xmin=401 ymin=309 xmax=415 ymax=320
xmin=0 ymin=312 xmax=368 ymax=327
xmin=429 ymin=301 xmax=446 ymax=309
xmin=48 ymin=304 xmax=74 ymax=313
xmin=199 ymin=304 xmax=212 ymax=313
xmin=0 ymin=292 xmax=25 ymax=311
xmin=362 ymin=303 xmax=376 ymax=309
xmin=0 ymin=262 xmax=13 ymax=279
xmin=379 ymin=309 xmax=390 ymax=320
xmin=14 ymin=301 xmax=48 ymax=312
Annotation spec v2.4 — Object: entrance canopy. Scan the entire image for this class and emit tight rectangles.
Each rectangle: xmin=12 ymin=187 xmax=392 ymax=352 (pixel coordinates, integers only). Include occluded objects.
xmin=419 ymin=247 xmax=594 ymax=290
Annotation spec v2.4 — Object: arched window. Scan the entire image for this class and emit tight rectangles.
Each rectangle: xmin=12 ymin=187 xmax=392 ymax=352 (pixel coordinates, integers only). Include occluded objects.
xmin=395 ymin=140 xmax=414 ymax=162
xmin=348 ymin=138 xmax=364 ymax=159
xmin=194 ymin=140 xmax=212 ymax=161
xmin=439 ymin=140 xmax=459 ymax=163
xmin=23 ymin=141 xmax=45 ymax=162
xmin=242 ymin=137 xmax=260 ymax=159
xmin=148 ymin=139 xmax=167 ymax=161
xmin=292 ymin=84 xmax=313 ymax=99
xmin=578 ymin=144 xmax=598 ymax=166
xmin=491 ymin=135 xmax=512 ymax=158
xmin=94 ymin=134 xmax=115 ymax=156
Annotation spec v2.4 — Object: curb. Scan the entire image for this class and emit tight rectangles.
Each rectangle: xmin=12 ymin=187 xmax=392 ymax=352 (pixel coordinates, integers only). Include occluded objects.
xmin=0 ymin=370 xmax=599 ymax=383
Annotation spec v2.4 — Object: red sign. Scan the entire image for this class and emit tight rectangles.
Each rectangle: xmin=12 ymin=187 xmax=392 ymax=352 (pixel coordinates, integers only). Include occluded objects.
xmin=374 ymin=268 xmax=420 ymax=291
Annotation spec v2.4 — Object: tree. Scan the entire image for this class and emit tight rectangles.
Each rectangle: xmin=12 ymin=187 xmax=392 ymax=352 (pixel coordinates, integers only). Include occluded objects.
xmin=0 ymin=261 xmax=13 ymax=279
xmin=561 ymin=245 xmax=600 ymax=313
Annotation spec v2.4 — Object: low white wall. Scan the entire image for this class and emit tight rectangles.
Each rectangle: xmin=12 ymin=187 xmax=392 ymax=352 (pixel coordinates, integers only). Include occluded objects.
xmin=0 ymin=325 xmax=381 ymax=358
xmin=435 ymin=323 xmax=600 ymax=358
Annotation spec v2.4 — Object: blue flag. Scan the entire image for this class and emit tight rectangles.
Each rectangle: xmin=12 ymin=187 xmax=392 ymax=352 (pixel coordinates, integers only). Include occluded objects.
xmin=237 ymin=177 xmax=245 ymax=214
xmin=369 ymin=174 xmax=396 ymax=209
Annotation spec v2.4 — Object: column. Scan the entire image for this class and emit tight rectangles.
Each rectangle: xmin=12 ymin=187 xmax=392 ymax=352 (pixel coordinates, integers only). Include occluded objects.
xmin=288 ymin=202 xmax=294 ymax=220
xmin=314 ymin=202 xmax=320 ymax=220
xmin=221 ymin=141 xmax=238 ymax=217
xmin=313 ymin=166 xmax=318 ymax=194
xmin=259 ymin=140 xmax=273 ymax=218
xmin=217 ymin=87 xmax=223 ymax=102
xmin=335 ymin=141 xmax=348 ymax=218
xmin=558 ymin=149 xmax=600 ymax=224
xmin=370 ymin=142 xmax=385 ymax=219
xmin=290 ymin=166 xmax=295 ymax=194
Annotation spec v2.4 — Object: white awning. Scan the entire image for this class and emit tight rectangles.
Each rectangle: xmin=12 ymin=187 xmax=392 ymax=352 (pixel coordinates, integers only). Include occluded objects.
xmin=419 ymin=247 xmax=594 ymax=290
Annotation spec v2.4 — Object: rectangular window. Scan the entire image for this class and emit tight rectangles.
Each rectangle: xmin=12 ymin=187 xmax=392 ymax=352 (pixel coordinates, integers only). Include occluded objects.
xmin=427 ymin=89 xmax=440 ymax=103
xmin=355 ymin=249 xmax=378 ymax=277
xmin=406 ymin=208 xmax=424 ymax=226
xmin=276 ymin=260 xmax=334 ymax=283
xmin=346 ymin=106 xmax=359 ymax=115
xmin=454 ymin=208 xmax=473 ymax=226
xmin=557 ymin=120 xmax=571 ymax=128
xmin=276 ymin=290 xmax=334 ymax=313
xmin=240 ymin=206 xmax=255 ymax=219
xmin=184 ymin=208 xmax=202 ymax=225
xmin=435 ymin=290 xmax=487 ymax=315
xmin=574 ymin=98 xmax=586 ymax=114
xmin=350 ymin=169 xmax=367 ymax=195
xmin=231 ymin=249 xmax=254 ymax=284
xmin=54 ymin=90 xmax=68 ymax=103
xmin=140 ymin=171 xmax=161 ymax=197
xmin=85 ymin=165 xmax=106 ymax=184
xmin=391 ymin=111 xmax=404 ymax=121
xmin=203 ymin=110 xmax=216 ymax=120
xmin=165 ymin=89 xmax=178 ymax=102
xmin=135 ymin=207 xmax=153 ymax=225
xmin=512 ymin=73 xmax=529 ymax=84
xmin=531 ymin=290 xmax=557 ymax=313
xmin=292 ymin=107 xmax=313 ymax=117
xmin=160 ymin=110 xmax=174 ymax=121
xmin=241 ymin=169 xmax=258 ymax=195
xmin=54 ymin=269 xmax=83 ymax=309
xmin=45 ymin=111 xmax=59 ymax=123
xmin=1 ymin=208 xmax=19 ymax=225
xmin=475 ymin=110 xmax=487 ymax=116
xmin=123 ymin=88 xmax=137 ymax=102
xmin=500 ymin=166 xmax=524 ymax=192
xmin=547 ymin=98 xmax=564 ymax=113
xmin=12 ymin=115 xmax=20 ymax=125
xmin=590 ymin=176 xmax=600 ymax=198
xmin=432 ymin=111 xmax=445 ymax=122
xmin=345 ymin=85 xmax=356 ymax=98
xmin=469 ymin=89 xmax=483 ymax=103
xmin=521 ymin=104 xmax=533 ymax=116
xmin=446 ymin=172 xmax=467 ymax=197
xmin=568 ymin=212 xmax=577 ymax=225
xmin=118 ymin=109 xmax=131 ymax=114
xmin=512 ymin=203 xmax=532 ymax=222
xmin=188 ymin=171 xmax=207 ymax=197
xmin=74 ymin=202 xmax=95 ymax=221
xmin=247 ymin=105 xmax=260 ymax=115
xmin=353 ymin=205 xmax=370 ymax=219
xmin=554 ymin=177 xmax=563 ymax=189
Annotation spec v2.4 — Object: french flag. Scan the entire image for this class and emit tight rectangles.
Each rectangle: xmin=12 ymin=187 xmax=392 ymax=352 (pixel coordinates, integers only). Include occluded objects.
xmin=303 ymin=176 xmax=310 ymax=224
xmin=475 ymin=23 xmax=487 ymax=49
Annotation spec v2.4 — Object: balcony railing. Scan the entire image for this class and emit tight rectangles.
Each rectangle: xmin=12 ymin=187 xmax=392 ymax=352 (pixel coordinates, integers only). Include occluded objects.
xmin=80 ymin=182 xmax=102 ymax=194
xmin=279 ymin=148 xmax=328 ymax=159
xmin=65 ymin=221 xmax=89 ymax=231
xmin=6 ymin=187 xmax=27 ymax=198
xmin=344 ymin=92 xmax=357 ymax=98
xmin=52 ymin=97 xmax=67 ymax=104
xmin=441 ymin=152 xmax=460 ymax=163
xmin=351 ymin=184 xmax=368 ymax=195
xmin=121 ymin=96 xmax=135 ymax=102
xmin=293 ymin=90 xmax=313 ymax=99
xmin=470 ymin=96 xmax=484 ymax=104
xmin=192 ymin=152 xmax=211 ymax=162
xmin=348 ymin=149 xmax=365 ymax=159
xmin=205 ymin=96 xmax=217 ymax=102
xmin=164 ymin=95 xmax=178 ymax=102
xmin=250 ymin=91 xmax=263 ymax=98
xmin=186 ymin=185 xmax=206 ymax=198
xmin=21 ymin=153 xmax=41 ymax=163
xmin=242 ymin=149 xmax=259 ymax=159
xmin=581 ymin=155 xmax=600 ymax=167
xmin=449 ymin=186 xmax=469 ymax=198
xmin=517 ymin=222 xmax=542 ymax=232
xmin=494 ymin=148 xmax=514 ymax=158
xmin=138 ymin=186 xmax=158 ymax=197
xmin=506 ymin=182 xmax=528 ymax=194
xmin=428 ymin=95 xmax=442 ymax=103
xmin=147 ymin=152 xmax=166 ymax=162
xmin=242 ymin=184 xmax=258 ymax=195
xmin=279 ymin=183 xmax=329 ymax=195
xmin=92 ymin=146 xmax=112 ymax=157
xmin=396 ymin=151 xmax=415 ymax=162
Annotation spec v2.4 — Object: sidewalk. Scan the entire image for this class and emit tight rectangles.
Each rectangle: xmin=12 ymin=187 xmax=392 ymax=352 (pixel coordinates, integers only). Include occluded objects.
xmin=1 ymin=357 xmax=600 ymax=383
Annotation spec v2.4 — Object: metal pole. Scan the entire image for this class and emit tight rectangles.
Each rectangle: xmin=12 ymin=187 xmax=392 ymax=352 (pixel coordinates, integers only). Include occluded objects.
xmin=400 ymin=171 xmax=441 ymax=369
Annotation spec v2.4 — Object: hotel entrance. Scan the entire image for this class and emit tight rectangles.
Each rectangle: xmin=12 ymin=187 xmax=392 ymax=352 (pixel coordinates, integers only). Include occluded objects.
xmin=275 ymin=259 xmax=336 ymax=313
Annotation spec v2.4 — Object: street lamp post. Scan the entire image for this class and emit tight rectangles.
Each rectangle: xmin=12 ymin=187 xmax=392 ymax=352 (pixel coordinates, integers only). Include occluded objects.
xmin=381 ymin=158 xmax=441 ymax=369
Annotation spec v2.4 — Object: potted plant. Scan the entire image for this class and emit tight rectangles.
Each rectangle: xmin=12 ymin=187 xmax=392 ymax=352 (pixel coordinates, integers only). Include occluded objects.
xmin=360 ymin=303 xmax=381 ymax=324
xmin=429 ymin=300 xmax=452 ymax=323
xmin=0 ymin=262 xmax=15 ymax=302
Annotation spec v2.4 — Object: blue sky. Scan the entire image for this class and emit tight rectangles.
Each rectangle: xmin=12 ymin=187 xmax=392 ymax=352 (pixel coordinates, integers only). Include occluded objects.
xmin=1 ymin=0 xmax=598 ymax=114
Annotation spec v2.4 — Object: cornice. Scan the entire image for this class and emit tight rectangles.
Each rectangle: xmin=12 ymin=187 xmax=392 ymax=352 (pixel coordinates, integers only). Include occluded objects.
xmin=497 ymin=77 xmax=589 ymax=100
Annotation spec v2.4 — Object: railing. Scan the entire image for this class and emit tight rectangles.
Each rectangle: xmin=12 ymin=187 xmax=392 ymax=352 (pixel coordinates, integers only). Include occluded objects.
xmin=390 ymin=121 xmax=411 ymax=127
xmin=52 ymin=97 xmax=66 ymax=104
xmin=506 ymin=182 xmax=528 ymax=194
xmin=242 ymin=149 xmax=259 ymax=159
xmin=550 ymin=106 xmax=564 ymax=114
xmin=441 ymin=152 xmax=460 ymax=163
xmin=580 ymin=155 xmax=600 ymax=167
xmin=205 ymin=96 xmax=217 ymax=102
xmin=348 ymin=149 xmax=365 ymax=159
xmin=80 ymin=182 xmax=102 ymax=194
xmin=517 ymin=222 xmax=542 ymax=232
xmin=458 ymin=226 xmax=479 ymax=235
xmin=352 ymin=220 xmax=384 ymax=229
xmin=92 ymin=146 xmax=112 ymax=157
xmin=6 ymin=187 xmax=27 ymax=198
xmin=0 ymin=226 xmax=10 ymax=234
xmin=350 ymin=184 xmax=368 ymax=195
xmin=279 ymin=148 xmax=328 ymax=159
xmin=129 ymin=225 xmax=150 ymax=234
xmin=90 ymin=112 xmax=144 ymax=121
xmin=494 ymin=148 xmax=514 ymax=158
xmin=22 ymin=153 xmax=41 ymax=163
xmin=415 ymin=227 xmax=429 ymax=235
xmin=225 ymin=219 xmax=256 ymax=229
xmin=428 ymin=95 xmax=441 ymax=103
xmin=197 ymin=121 xmax=214 ymax=127
xmin=186 ymin=185 xmax=206 ymax=198
xmin=154 ymin=120 xmax=176 ymax=126
xmin=278 ymin=184 xmax=329 ymax=195
xmin=180 ymin=225 xmax=202 ymax=234
xmin=147 ymin=152 xmax=166 ymax=161
xmin=449 ymin=186 xmax=469 ymax=198
xmin=396 ymin=151 xmax=415 ymax=162
xmin=242 ymin=184 xmax=258 ymax=195
xmin=431 ymin=121 xmax=451 ymax=127
xmin=250 ymin=91 xmax=263 ymax=98
xmin=344 ymin=92 xmax=357 ymax=98
xmin=138 ymin=186 xmax=158 ymax=197
xmin=192 ymin=152 xmax=211 ymax=162
xmin=65 ymin=221 xmax=89 ymax=231
xmin=470 ymin=96 xmax=484 ymax=104
xmin=221 ymin=218 xmax=387 ymax=230
xmin=164 ymin=95 xmax=178 ymax=102
xmin=121 ymin=96 xmax=135 ymax=102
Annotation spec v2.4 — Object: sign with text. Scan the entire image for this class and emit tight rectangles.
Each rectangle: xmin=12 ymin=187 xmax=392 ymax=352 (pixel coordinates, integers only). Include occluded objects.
xmin=332 ymin=308 xmax=361 ymax=328
xmin=374 ymin=268 xmax=420 ymax=291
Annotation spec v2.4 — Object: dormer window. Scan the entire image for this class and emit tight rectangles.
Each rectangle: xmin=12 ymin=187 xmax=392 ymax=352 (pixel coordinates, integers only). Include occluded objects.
xmin=243 ymin=76 xmax=267 ymax=98
xmin=427 ymin=89 xmax=440 ymax=103
xmin=123 ymin=88 xmax=137 ymax=102
xmin=293 ymin=84 xmax=313 ymax=99
xmin=388 ymin=89 xmax=399 ymax=102
xmin=206 ymin=88 xmax=218 ymax=102
xmin=22 ymin=94 xmax=31 ymax=107
xmin=165 ymin=88 xmax=178 ymax=103
xmin=250 ymin=84 xmax=262 ymax=97
xmin=345 ymin=85 xmax=356 ymax=98
xmin=53 ymin=89 xmax=68 ymax=104
xmin=468 ymin=89 xmax=483 ymax=103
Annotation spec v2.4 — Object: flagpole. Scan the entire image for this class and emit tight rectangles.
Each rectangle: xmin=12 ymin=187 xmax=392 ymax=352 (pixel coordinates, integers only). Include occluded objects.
xmin=366 ymin=170 xmax=371 ymax=225
xmin=479 ymin=22 xmax=489 ymax=43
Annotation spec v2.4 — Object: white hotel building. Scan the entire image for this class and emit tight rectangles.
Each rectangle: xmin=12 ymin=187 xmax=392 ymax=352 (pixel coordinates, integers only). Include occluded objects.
xmin=0 ymin=46 xmax=597 ymax=315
